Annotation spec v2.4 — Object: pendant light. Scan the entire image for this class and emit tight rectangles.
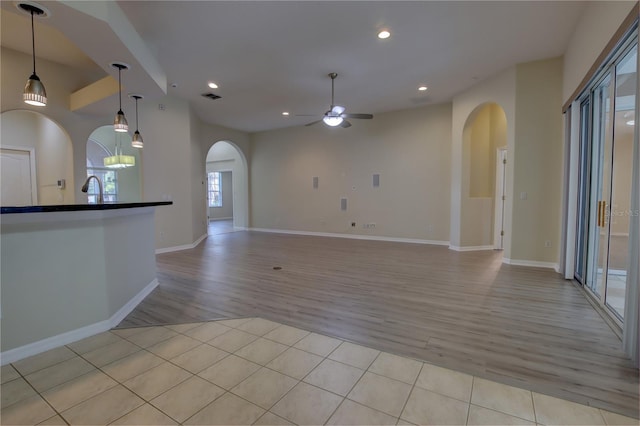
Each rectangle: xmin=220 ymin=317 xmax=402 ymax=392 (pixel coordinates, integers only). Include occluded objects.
xmin=104 ymin=132 xmax=135 ymax=169
xmin=21 ymin=3 xmax=47 ymax=106
xmin=130 ymin=94 xmax=144 ymax=148
xmin=112 ymin=63 xmax=129 ymax=132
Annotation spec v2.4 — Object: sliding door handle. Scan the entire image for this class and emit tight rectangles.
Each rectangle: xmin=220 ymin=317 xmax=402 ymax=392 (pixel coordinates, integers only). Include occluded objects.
xmin=597 ymin=201 xmax=607 ymax=227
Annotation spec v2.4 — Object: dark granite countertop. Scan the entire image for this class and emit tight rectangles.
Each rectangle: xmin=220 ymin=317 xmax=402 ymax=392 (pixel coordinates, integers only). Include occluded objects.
xmin=1 ymin=201 xmax=172 ymax=214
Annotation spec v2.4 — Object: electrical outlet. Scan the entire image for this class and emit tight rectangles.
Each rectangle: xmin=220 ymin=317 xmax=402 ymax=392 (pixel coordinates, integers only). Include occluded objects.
xmin=544 ymin=240 xmax=552 ymax=248
xmin=351 ymin=222 xmax=356 ymax=227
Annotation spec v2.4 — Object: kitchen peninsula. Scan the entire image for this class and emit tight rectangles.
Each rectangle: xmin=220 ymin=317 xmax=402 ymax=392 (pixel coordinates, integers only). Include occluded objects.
xmin=0 ymin=202 xmax=171 ymax=363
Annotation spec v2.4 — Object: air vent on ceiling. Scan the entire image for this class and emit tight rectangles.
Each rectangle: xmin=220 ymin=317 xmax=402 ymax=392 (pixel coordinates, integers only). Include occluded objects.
xmin=201 ymin=92 xmax=222 ymax=100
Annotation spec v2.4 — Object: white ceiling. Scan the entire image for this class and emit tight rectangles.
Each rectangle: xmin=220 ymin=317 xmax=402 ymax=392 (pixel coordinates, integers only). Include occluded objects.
xmin=2 ymin=1 xmax=587 ymax=133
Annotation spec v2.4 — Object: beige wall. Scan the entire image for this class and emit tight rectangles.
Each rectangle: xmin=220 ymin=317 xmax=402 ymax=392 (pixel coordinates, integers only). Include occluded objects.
xmin=1 ymin=110 xmax=75 ymax=205
xmin=563 ymin=1 xmax=636 ymax=104
xmin=250 ymin=103 xmax=452 ymax=242
xmin=511 ymin=57 xmax=564 ymax=263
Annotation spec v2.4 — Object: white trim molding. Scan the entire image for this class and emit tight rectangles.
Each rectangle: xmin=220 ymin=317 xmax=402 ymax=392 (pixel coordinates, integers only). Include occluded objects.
xmin=503 ymin=257 xmax=559 ymax=271
xmin=156 ymin=233 xmax=208 ymax=254
xmin=1 ymin=279 xmax=159 ymax=365
xmin=449 ymin=245 xmax=496 ymax=252
xmin=250 ymin=228 xmax=449 ymax=246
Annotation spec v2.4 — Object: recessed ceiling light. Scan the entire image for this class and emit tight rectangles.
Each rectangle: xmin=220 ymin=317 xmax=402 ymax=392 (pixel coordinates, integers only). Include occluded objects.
xmin=418 ymin=86 xmax=428 ymax=91
xmin=208 ymin=82 xmax=218 ymax=89
xmin=627 ymin=120 xmax=635 ymax=126
xmin=282 ymin=112 xmax=290 ymax=116
xmin=378 ymin=30 xmax=391 ymax=39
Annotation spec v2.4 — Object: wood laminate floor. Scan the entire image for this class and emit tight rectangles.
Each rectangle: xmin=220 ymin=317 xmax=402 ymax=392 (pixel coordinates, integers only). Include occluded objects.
xmin=120 ymin=231 xmax=639 ymax=419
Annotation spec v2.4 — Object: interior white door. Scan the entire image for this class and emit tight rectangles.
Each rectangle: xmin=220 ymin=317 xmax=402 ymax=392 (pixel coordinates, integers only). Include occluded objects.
xmin=1 ymin=148 xmax=36 ymax=206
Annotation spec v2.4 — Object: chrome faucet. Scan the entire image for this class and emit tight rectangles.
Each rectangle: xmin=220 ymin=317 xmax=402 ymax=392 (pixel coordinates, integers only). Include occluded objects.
xmin=81 ymin=175 xmax=103 ymax=204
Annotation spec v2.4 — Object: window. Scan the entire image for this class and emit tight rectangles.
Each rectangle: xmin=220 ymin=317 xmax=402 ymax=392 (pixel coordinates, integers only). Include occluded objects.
xmin=86 ymin=169 xmax=118 ymax=203
xmin=86 ymin=139 xmax=118 ymax=204
xmin=208 ymin=171 xmax=222 ymax=207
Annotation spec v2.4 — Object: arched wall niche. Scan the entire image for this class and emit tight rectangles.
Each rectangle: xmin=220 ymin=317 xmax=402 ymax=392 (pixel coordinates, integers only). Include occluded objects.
xmin=460 ymin=102 xmax=508 ymax=248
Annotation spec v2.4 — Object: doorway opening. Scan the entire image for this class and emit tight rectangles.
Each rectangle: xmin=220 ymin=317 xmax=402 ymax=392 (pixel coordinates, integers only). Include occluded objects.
xmin=494 ymin=149 xmax=507 ymax=249
xmin=205 ymin=141 xmax=249 ymax=235
xmin=460 ymin=102 xmax=508 ymax=250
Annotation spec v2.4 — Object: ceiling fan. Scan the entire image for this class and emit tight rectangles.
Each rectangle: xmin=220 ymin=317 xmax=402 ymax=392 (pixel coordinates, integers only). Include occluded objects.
xmin=303 ymin=73 xmax=373 ymax=128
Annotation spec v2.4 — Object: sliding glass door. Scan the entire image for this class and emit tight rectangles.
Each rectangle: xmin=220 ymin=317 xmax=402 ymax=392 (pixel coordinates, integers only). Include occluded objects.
xmin=575 ymin=39 xmax=637 ymax=324
xmin=605 ymin=46 xmax=637 ymax=319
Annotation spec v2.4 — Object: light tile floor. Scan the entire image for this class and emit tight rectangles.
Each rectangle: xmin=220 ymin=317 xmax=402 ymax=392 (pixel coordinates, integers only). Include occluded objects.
xmin=2 ymin=317 xmax=638 ymax=425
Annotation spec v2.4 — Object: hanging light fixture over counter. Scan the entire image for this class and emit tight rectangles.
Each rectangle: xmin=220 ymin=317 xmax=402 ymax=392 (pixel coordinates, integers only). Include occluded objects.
xmin=111 ymin=62 xmax=129 ymax=132
xmin=130 ymin=94 xmax=144 ymax=148
xmin=19 ymin=2 xmax=48 ymax=107
xmin=104 ymin=132 xmax=135 ymax=169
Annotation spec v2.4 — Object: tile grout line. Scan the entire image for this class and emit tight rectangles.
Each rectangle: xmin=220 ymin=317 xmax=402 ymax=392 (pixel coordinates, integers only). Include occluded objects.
xmin=466 ymin=376 xmax=475 ymax=425
xmin=61 ymin=342 xmax=149 ymax=424
xmin=530 ymin=389 xmax=538 ymax=424
xmin=6 ymin=359 xmax=71 ymax=425
xmin=396 ymin=359 xmax=425 ymax=424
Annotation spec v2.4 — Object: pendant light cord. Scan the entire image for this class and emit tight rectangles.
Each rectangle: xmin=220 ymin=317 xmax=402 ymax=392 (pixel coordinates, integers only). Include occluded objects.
xmin=135 ymin=98 xmax=139 ymax=130
xmin=118 ymin=67 xmax=123 ymax=111
xmin=30 ymin=10 xmax=36 ymax=75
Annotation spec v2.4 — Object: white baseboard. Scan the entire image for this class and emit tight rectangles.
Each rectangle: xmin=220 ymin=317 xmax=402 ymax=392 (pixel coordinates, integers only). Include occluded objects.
xmin=249 ymin=227 xmax=449 ymax=246
xmin=449 ymin=245 xmax=496 ymax=252
xmin=1 ymin=279 xmax=159 ymax=365
xmin=209 ymin=217 xmax=233 ymax=221
xmin=233 ymin=226 xmax=247 ymax=231
xmin=503 ymin=257 xmax=559 ymax=270
xmin=156 ymin=233 xmax=208 ymax=254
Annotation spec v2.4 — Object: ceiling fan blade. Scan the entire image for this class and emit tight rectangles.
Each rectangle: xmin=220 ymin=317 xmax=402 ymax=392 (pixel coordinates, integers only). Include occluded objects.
xmin=305 ymin=120 xmax=322 ymax=127
xmin=341 ymin=113 xmax=373 ymax=119
xmin=331 ymin=105 xmax=346 ymax=115
xmin=340 ymin=120 xmax=352 ymax=128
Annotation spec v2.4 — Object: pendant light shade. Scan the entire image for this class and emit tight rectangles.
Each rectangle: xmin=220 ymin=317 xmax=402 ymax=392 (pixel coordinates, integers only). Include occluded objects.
xmin=21 ymin=3 xmax=47 ymax=107
xmin=132 ymin=131 xmax=143 ymax=148
xmin=114 ymin=110 xmax=128 ymax=133
xmin=130 ymin=94 xmax=144 ymax=148
xmin=112 ymin=63 xmax=129 ymax=132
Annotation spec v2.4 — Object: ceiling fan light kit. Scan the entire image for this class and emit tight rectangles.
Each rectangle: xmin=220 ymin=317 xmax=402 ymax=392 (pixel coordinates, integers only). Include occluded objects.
xmin=305 ymin=73 xmax=374 ymax=128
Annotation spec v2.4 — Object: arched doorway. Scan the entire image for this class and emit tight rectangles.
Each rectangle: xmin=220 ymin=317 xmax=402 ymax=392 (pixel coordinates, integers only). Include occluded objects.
xmin=460 ymin=102 xmax=507 ymax=249
xmin=205 ymin=140 xmax=249 ymax=234
xmin=85 ymin=126 xmax=142 ymax=203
